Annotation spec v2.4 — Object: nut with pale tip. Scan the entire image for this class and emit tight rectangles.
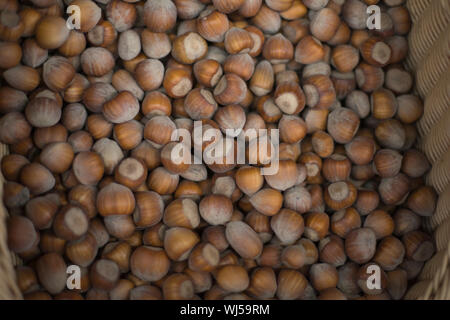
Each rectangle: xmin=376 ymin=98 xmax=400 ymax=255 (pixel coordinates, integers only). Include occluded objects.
xmin=345 ymin=228 xmax=377 ymax=264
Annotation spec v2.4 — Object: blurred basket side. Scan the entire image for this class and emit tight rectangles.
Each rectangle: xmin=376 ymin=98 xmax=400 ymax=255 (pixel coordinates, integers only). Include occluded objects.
xmin=0 ymin=143 xmax=22 ymax=299
xmin=404 ymin=0 xmax=450 ymax=300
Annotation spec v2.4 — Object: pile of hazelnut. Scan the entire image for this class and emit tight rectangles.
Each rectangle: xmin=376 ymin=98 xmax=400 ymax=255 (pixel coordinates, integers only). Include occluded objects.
xmin=0 ymin=0 xmax=436 ymax=300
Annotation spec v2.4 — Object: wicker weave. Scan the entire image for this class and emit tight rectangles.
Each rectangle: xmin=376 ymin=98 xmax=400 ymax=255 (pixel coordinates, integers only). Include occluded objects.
xmin=0 ymin=0 xmax=449 ymax=300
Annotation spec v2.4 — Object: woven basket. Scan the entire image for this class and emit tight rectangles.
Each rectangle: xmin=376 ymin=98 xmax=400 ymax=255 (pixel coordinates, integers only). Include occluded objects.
xmin=0 ymin=0 xmax=449 ymax=300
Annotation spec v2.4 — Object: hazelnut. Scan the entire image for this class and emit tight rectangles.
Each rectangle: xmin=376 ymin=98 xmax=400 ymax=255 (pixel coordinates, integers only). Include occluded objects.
xmin=35 ymin=16 xmax=69 ymax=49
xmin=214 ymin=73 xmax=247 ymax=105
xmin=373 ymin=236 xmax=405 ymax=271
xmin=271 ymin=209 xmax=304 ymax=245
xmin=25 ymin=97 xmax=61 ymax=128
xmin=164 ymin=227 xmax=200 ymax=261
xmin=193 ymin=59 xmax=223 ymax=87
xmin=90 ymin=259 xmax=120 ymax=291
xmin=141 ymin=30 xmax=172 ymax=59
xmin=310 ymin=8 xmax=340 ymax=42
xmin=97 ymin=183 xmax=135 ymax=217
xmin=115 ymin=157 xmax=147 ymax=190
xmin=249 ymin=188 xmax=283 ymax=216
xmin=216 ymin=264 xmax=249 ymax=293
xmin=304 ymin=212 xmax=329 ymax=242
xmin=249 ymin=60 xmax=274 ymax=97
xmin=284 ymin=186 xmax=312 ymax=214
xmin=163 ymin=198 xmax=199 ymax=229
xmin=131 ymin=246 xmax=170 ymax=282
xmin=319 ymin=235 xmax=347 ymax=267
xmin=0 ymin=112 xmax=31 ymax=144
xmin=7 ymin=216 xmax=38 ymax=254
xmin=163 ymin=67 xmax=193 ymax=99
xmin=172 ymin=32 xmax=208 ymax=64
xmin=246 ymin=267 xmax=277 ymax=299
xmin=331 ymin=207 xmax=362 ymax=238
xmin=144 ymin=0 xmax=177 ymax=33
xmin=184 ymin=88 xmax=218 ymax=120
xmin=66 ymin=233 xmax=98 ymax=267
xmin=273 ymin=82 xmax=306 ymax=115
xmin=20 ymin=163 xmax=55 ymax=195
xmin=374 ymin=149 xmax=403 ymax=178
xmin=80 ymin=47 xmax=115 ymax=77
xmin=263 ymin=33 xmax=294 ymax=64
xmin=35 ymin=253 xmax=67 ymax=295
xmin=163 ymin=273 xmax=194 ymax=300
xmin=406 ymin=186 xmax=437 ymax=217
xmin=53 ymin=205 xmax=89 ymax=241
xmin=265 ymin=159 xmax=299 ymax=191
xmin=225 ymin=221 xmax=263 ymax=259
xmin=324 ymin=181 xmax=358 ymax=210
xmin=73 ymin=151 xmax=105 ymax=186
xmin=327 ymin=108 xmax=360 ymax=144
xmin=310 ymin=263 xmax=339 ymax=291
xmin=251 ymin=5 xmax=281 ymax=34
xmin=133 ymin=191 xmax=164 ymax=228
xmin=357 ymin=262 xmax=388 ymax=295
xmin=276 ymin=269 xmax=307 ymax=300
xmin=402 ymin=231 xmax=435 ymax=262
xmin=188 ymin=243 xmax=220 ymax=272
xmin=224 ymin=53 xmax=255 ymax=81
xmin=197 ymin=7 xmax=229 ymax=43
xmin=103 ymin=91 xmax=139 ymax=124
xmin=40 ymin=142 xmax=74 ymax=174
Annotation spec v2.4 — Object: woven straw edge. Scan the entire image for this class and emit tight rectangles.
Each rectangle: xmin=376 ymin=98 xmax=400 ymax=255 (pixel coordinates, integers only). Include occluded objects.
xmin=0 ymin=0 xmax=449 ymax=300
xmin=405 ymin=0 xmax=450 ymax=300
